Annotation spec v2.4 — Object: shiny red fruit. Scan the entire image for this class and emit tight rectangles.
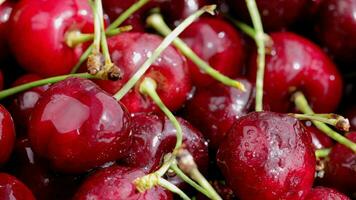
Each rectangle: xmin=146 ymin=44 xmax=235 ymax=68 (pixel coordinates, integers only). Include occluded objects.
xmin=28 ymin=77 xmax=131 ymax=173
xmin=306 ymin=187 xmax=350 ymax=200
xmin=304 ymin=121 xmax=334 ymax=150
xmin=0 ymin=104 xmax=15 ymax=166
xmin=74 ymin=165 xmax=173 ymax=200
xmin=0 ymin=173 xmax=35 ymax=200
xmin=249 ymin=32 xmax=343 ymax=113
xmin=217 ymin=111 xmax=316 ymax=200
xmin=9 ymin=0 xmax=94 ymax=77
xmin=180 ymin=18 xmax=245 ymax=87
xmin=0 ymin=0 xmax=14 ymax=60
xmin=95 ymin=32 xmax=191 ymax=114
xmin=185 ymin=78 xmax=254 ymax=149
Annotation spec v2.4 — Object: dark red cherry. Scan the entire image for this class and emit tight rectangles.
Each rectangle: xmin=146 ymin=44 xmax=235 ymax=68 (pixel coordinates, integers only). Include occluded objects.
xmin=217 ymin=111 xmax=316 ymax=200
xmin=9 ymin=74 xmax=49 ymax=131
xmin=0 ymin=104 xmax=15 ymax=166
xmin=323 ymin=132 xmax=356 ymax=194
xmin=9 ymin=0 xmax=94 ymax=77
xmin=0 ymin=1 xmax=14 ymax=61
xmin=0 ymin=173 xmax=35 ymax=200
xmin=249 ymin=32 xmax=343 ymax=113
xmin=345 ymin=106 xmax=356 ymax=131
xmin=315 ymin=0 xmax=356 ymax=63
xmin=227 ymin=0 xmax=307 ymax=30
xmin=179 ymin=18 xmax=245 ymax=87
xmin=95 ymin=32 xmax=191 ymax=114
xmin=28 ymin=77 xmax=131 ymax=173
xmin=74 ymin=165 xmax=173 ymax=200
xmin=304 ymin=121 xmax=334 ymax=150
xmin=123 ymin=113 xmax=209 ymax=187
xmin=185 ymin=78 xmax=254 ymax=149
xmin=306 ymin=187 xmax=350 ymax=200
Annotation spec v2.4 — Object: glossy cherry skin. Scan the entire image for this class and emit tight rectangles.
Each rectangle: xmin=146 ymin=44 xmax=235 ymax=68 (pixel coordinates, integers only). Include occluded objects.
xmin=123 ymin=113 xmax=209 ymax=187
xmin=304 ymin=121 xmax=334 ymax=150
xmin=315 ymin=0 xmax=356 ymax=63
xmin=323 ymin=132 xmax=356 ymax=194
xmin=185 ymin=78 xmax=254 ymax=149
xmin=306 ymin=187 xmax=350 ymax=200
xmin=217 ymin=111 xmax=316 ymax=200
xmin=227 ymin=0 xmax=307 ymax=31
xmin=9 ymin=74 xmax=49 ymax=131
xmin=249 ymin=32 xmax=343 ymax=113
xmin=179 ymin=18 xmax=245 ymax=87
xmin=28 ymin=77 xmax=132 ymax=173
xmin=0 ymin=104 xmax=15 ymax=166
xmin=0 ymin=173 xmax=36 ymax=200
xmin=9 ymin=0 xmax=94 ymax=77
xmin=95 ymin=33 xmax=191 ymax=114
xmin=0 ymin=1 xmax=14 ymax=60
xmin=74 ymin=165 xmax=173 ymax=200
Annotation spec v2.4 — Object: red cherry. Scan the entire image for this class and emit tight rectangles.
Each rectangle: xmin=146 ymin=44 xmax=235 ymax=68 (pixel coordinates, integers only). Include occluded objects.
xmin=249 ymin=32 xmax=343 ymax=113
xmin=95 ymin=32 xmax=191 ymax=114
xmin=306 ymin=187 xmax=350 ymax=200
xmin=0 ymin=104 xmax=15 ymax=166
xmin=74 ymin=165 xmax=173 ymax=200
xmin=123 ymin=113 xmax=209 ymax=187
xmin=217 ymin=111 xmax=316 ymax=200
xmin=9 ymin=0 xmax=94 ymax=77
xmin=0 ymin=0 xmax=14 ymax=61
xmin=0 ymin=173 xmax=35 ymax=200
xmin=28 ymin=77 xmax=131 ymax=173
xmin=304 ymin=121 xmax=334 ymax=150
xmin=185 ymin=78 xmax=254 ymax=149
xmin=315 ymin=0 xmax=356 ymax=63
xmin=179 ymin=18 xmax=245 ymax=87
xmin=227 ymin=0 xmax=307 ymax=30
xmin=323 ymin=132 xmax=356 ymax=194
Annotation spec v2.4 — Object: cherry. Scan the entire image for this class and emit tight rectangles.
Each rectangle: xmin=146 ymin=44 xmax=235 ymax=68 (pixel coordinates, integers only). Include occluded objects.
xmin=185 ymin=78 xmax=254 ymax=149
xmin=0 ymin=173 xmax=35 ymax=200
xmin=306 ymin=187 xmax=350 ymax=200
xmin=28 ymin=77 xmax=132 ymax=173
xmin=217 ymin=111 xmax=316 ymax=200
xmin=304 ymin=121 xmax=334 ymax=150
xmin=315 ymin=0 xmax=356 ymax=63
xmin=123 ymin=113 xmax=209 ymax=187
xmin=249 ymin=32 xmax=343 ymax=113
xmin=345 ymin=106 xmax=356 ymax=131
xmin=95 ymin=32 xmax=191 ymax=114
xmin=227 ymin=0 xmax=308 ymax=31
xmin=0 ymin=104 xmax=15 ymax=166
xmin=74 ymin=165 xmax=173 ymax=199
xmin=179 ymin=17 xmax=245 ymax=87
xmin=9 ymin=0 xmax=94 ymax=77
xmin=322 ymin=132 xmax=356 ymax=194
xmin=0 ymin=0 xmax=14 ymax=61
xmin=9 ymin=74 xmax=49 ymax=131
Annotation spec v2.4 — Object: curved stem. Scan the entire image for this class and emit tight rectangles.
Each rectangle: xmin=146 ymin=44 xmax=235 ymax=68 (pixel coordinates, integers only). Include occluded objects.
xmin=291 ymin=113 xmax=350 ymax=132
xmin=89 ymin=0 xmax=101 ymax=52
xmin=96 ymin=0 xmax=110 ymax=65
xmin=189 ymin=168 xmax=222 ymax=200
xmin=0 ymin=73 xmax=95 ymax=100
xmin=113 ymin=5 xmax=216 ymax=100
xmin=293 ymin=91 xmax=356 ymax=153
xmin=245 ymin=0 xmax=265 ymax=111
xmin=315 ymin=148 xmax=331 ymax=159
xmin=158 ymin=178 xmax=191 ymax=200
xmin=147 ymin=12 xmax=245 ymax=91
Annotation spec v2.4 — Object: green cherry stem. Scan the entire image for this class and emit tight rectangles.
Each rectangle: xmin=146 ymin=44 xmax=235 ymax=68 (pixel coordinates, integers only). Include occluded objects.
xmin=158 ymin=178 xmax=191 ymax=200
xmin=291 ymin=113 xmax=350 ymax=132
xmin=245 ymin=0 xmax=266 ymax=112
xmin=113 ymin=5 xmax=217 ymax=100
xmin=293 ymin=91 xmax=356 ymax=153
xmin=147 ymin=12 xmax=245 ymax=92
xmin=96 ymin=0 xmax=110 ymax=65
xmin=0 ymin=73 xmax=95 ymax=100
xmin=90 ymin=0 xmax=101 ymax=52
xmin=315 ymin=148 xmax=331 ymax=159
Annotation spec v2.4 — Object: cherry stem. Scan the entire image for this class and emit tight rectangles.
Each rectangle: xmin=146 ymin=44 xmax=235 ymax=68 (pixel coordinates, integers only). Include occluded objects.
xmin=0 ymin=73 xmax=95 ymax=100
xmin=96 ymin=0 xmax=110 ymax=65
xmin=158 ymin=178 xmax=191 ymax=200
xmin=89 ymin=0 xmax=101 ymax=52
xmin=70 ymin=0 xmax=149 ymax=74
xmin=291 ymin=113 xmax=350 ymax=132
xmin=147 ymin=12 xmax=245 ymax=92
xmin=293 ymin=91 xmax=356 ymax=153
xmin=245 ymin=0 xmax=266 ymax=112
xmin=315 ymin=148 xmax=331 ymax=159
xmin=0 ymin=0 xmax=4 ymax=6
xmin=113 ymin=5 xmax=216 ymax=100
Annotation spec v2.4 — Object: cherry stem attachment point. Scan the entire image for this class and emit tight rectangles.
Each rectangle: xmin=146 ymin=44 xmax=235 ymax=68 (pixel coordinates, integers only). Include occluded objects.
xmin=0 ymin=73 xmax=95 ymax=100
xmin=315 ymin=148 xmax=331 ymax=159
xmin=245 ymin=0 xmax=266 ymax=112
xmin=147 ymin=12 xmax=245 ymax=92
xmin=293 ymin=91 xmax=356 ymax=153
xmin=291 ymin=113 xmax=350 ymax=132
xmin=113 ymin=5 xmax=216 ymax=100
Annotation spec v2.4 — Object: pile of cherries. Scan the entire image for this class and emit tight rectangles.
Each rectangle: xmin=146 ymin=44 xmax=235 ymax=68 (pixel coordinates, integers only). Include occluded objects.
xmin=0 ymin=0 xmax=355 ymax=199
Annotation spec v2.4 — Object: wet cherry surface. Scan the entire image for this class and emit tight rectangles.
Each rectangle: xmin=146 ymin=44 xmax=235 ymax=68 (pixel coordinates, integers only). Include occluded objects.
xmin=306 ymin=187 xmax=350 ymax=200
xmin=0 ymin=173 xmax=36 ymax=200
